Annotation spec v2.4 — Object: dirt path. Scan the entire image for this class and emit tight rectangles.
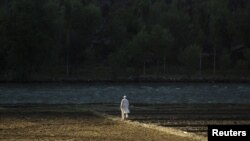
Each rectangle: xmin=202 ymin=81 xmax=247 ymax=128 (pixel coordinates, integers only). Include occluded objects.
xmin=0 ymin=105 xmax=201 ymax=141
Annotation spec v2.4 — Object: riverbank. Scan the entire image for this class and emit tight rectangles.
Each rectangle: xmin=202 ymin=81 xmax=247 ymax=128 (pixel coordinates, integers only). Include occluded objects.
xmin=0 ymin=105 xmax=201 ymax=141
xmin=91 ymin=103 xmax=250 ymax=137
xmin=1 ymin=75 xmax=250 ymax=83
xmin=1 ymin=104 xmax=250 ymax=140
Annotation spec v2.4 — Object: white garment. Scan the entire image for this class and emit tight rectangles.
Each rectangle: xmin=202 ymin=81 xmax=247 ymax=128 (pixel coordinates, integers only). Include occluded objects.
xmin=120 ymin=98 xmax=130 ymax=114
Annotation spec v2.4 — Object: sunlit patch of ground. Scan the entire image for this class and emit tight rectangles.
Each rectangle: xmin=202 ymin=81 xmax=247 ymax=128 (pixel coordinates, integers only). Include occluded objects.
xmin=92 ymin=104 xmax=250 ymax=137
xmin=0 ymin=105 xmax=199 ymax=141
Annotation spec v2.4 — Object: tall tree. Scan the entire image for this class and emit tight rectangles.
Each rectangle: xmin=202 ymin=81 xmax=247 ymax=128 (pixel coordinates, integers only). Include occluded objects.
xmin=62 ymin=0 xmax=102 ymax=76
xmin=150 ymin=25 xmax=174 ymax=74
xmin=128 ymin=30 xmax=152 ymax=75
xmin=179 ymin=44 xmax=201 ymax=72
xmin=3 ymin=0 xmax=60 ymax=79
xmin=162 ymin=0 xmax=192 ymax=63
xmin=208 ymin=0 xmax=231 ymax=74
xmin=0 ymin=7 xmax=6 ymax=74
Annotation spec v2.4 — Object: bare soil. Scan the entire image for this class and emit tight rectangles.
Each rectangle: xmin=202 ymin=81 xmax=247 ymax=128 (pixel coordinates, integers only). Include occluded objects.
xmin=0 ymin=105 xmax=199 ymax=141
xmin=96 ymin=104 xmax=250 ymax=137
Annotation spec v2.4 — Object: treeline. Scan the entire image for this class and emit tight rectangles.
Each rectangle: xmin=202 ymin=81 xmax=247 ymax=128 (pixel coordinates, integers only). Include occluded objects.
xmin=0 ymin=0 xmax=250 ymax=81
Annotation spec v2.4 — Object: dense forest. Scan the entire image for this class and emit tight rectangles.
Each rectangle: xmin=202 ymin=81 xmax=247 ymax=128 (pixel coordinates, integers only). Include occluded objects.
xmin=0 ymin=0 xmax=250 ymax=81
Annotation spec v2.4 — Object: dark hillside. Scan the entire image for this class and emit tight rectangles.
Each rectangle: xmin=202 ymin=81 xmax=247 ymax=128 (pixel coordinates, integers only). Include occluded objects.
xmin=0 ymin=0 xmax=249 ymax=82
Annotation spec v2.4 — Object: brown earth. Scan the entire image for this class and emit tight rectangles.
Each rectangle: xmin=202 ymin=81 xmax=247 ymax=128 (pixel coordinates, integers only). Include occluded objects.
xmin=95 ymin=104 xmax=250 ymax=137
xmin=0 ymin=105 xmax=200 ymax=141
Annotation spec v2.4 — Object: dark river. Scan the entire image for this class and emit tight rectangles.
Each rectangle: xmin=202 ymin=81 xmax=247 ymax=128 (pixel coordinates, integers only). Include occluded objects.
xmin=0 ymin=83 xmax=249 ymax=104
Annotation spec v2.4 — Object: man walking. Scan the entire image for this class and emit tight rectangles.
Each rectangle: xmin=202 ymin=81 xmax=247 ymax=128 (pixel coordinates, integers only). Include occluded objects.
xmin=120 ymin=96 xmax=130 ymax=120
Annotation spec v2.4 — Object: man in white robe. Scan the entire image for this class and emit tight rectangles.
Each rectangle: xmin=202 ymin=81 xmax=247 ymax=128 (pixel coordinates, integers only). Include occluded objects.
xmin=120 ymin=96 xmax=130 ymax=120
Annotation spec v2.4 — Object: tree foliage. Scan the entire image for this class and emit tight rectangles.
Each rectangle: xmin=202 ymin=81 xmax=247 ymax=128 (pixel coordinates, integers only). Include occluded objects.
xmin=0 ymin=0 xmax=249 ymax=80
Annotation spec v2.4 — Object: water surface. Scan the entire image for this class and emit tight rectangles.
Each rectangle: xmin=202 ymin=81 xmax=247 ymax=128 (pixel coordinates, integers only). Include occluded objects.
xmin=0 ymin=83 xmax=249 ymax=104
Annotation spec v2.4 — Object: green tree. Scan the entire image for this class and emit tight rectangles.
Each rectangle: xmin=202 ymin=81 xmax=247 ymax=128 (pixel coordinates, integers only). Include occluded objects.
xmin=208 ymin=0 xmax=231 ymax=73
xmin=62 ymin=0 xmax=102 ymax=76
xmin=148 ymin=0 xmax=167 ymax=26
xmin=0 ymin=7 xmax=6 ymax=74
xmin=127 ymin=30 xmax=152 ymax=75
xmin=235 ymin=59 xmax=248 ymax=72
xmin=219 ymin=49 xmax=231 ymax=71
xmin=162 ymin=0 xmax=192 ymax=63
xmin=127 ymin=25 xmax=174 ymax=75
xmin=243 ymin=48 xmax=250 ymax=71
xmin=134 ymin=0 xmax=151 ymax=24
xmin=3 ymin=0 xmax=61 ymax=80
xmin=236 ymin=5 xmax=250 ymax=48
xmin=179 ymin=44 xmax=201 ymax=72
xmin=150 ymin=25 xmax=174 ymax=74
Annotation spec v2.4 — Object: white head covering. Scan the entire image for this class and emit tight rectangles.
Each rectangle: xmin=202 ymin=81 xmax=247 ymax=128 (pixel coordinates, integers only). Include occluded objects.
xmin=123 ymin=95 xmax=126 ymax=99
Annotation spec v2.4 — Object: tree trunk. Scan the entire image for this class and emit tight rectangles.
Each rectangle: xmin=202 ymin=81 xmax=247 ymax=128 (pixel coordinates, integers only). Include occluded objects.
xmin=199 ymin=51 xmax=202 ymax=75
xmin=163 ymin=56 xmax=166 ymax=74
xmin=143 ymin=61 xmax=146 ymax=75
xmin=213 ymin=47 xmax=216 ymax=74
xmin=66 ymin=29 xmax=70 ymax=78
xmin=157 ymin=59 xmax=160 ymax=76
xmin=66 ymin=53 xmax=69 ymax=77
